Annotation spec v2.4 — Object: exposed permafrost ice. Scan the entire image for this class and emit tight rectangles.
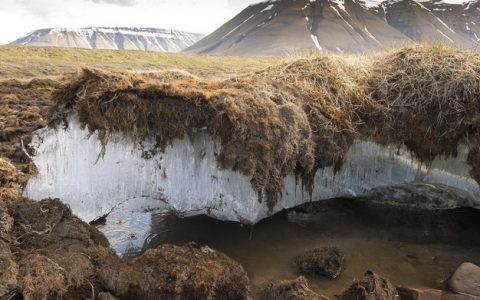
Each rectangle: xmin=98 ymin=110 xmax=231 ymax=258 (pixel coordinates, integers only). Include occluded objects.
xmin=24 ymin=117 xmax=480 ymax=226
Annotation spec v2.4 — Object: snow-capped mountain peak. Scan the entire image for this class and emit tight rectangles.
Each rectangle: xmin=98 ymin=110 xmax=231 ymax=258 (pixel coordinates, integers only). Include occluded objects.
xmin=11 ymin=27 xmax=205 ymax=53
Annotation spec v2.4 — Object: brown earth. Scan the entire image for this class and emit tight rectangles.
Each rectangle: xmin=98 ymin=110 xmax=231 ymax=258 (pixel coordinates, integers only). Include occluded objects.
xmin=48 ymin=43 xmax=480 ymax=210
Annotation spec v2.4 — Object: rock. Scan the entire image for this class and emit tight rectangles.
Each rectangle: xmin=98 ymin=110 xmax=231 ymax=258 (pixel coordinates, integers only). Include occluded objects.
xmin=294 ymin=246 xmax=344 ymax=278
xmin=363 ymin=183 xmax=476 ymax=210
xmin=257 ymin=276 xmax=329 ymax=300
xmin=448 ymin=262 xmax=480 ymax=298
xmin=98 ymin=242 xmax=251 ymax=300
xmin=397 ymin=286 xmax=442 ymax=300
xmin=338 ymin=270 xmax=398 ymax=300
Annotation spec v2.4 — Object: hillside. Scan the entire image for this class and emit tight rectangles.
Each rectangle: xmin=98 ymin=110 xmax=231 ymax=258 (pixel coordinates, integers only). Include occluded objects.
xmin=187 ymin=0 xmax=480 ymax=56
xmin=11 ymin=27 xmax=204 ymax=53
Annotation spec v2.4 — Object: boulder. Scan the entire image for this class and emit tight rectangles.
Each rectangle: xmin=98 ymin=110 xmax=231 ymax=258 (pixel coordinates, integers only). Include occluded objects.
xmin=294 ymin=246 xmax=344 ymax=278
xmin=338 ymin=270 xmax=398 ymax=300
xmin=257 ymin=276 xmax=329 ymax=300
xmin=448 ymin=262 xmax=480 ymax=298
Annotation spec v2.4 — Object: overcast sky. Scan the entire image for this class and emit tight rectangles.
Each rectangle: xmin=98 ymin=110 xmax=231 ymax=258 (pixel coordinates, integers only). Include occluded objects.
xmin=0 ymin=0 xmax=260 ymax=44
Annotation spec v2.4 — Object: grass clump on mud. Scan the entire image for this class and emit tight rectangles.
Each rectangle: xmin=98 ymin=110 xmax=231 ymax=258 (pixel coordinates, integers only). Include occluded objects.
xmin=50 ymin=43 xmax=480 ymax=210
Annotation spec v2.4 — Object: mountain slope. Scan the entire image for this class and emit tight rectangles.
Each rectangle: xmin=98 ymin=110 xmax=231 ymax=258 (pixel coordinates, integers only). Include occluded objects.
xmin=375 ymin=0 xmax=480 ymax=47
xmin=11 ymin=27 xmax=204 ymax=53
xmin=187 ymin=0 xmax=480 ymax=56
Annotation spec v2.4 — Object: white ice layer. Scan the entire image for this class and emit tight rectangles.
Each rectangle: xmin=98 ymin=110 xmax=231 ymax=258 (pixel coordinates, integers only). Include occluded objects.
xmin=24 ymin=118 xmax=480 ymax=225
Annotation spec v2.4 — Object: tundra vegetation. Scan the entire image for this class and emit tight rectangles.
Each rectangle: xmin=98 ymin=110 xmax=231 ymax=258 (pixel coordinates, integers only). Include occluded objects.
xmin=1 ymin=43 xmax=480 ymax=299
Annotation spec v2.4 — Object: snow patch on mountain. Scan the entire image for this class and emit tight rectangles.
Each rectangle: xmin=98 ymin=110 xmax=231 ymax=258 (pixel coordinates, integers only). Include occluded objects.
xmin=12 ymin=27 xmax=204 ymax=53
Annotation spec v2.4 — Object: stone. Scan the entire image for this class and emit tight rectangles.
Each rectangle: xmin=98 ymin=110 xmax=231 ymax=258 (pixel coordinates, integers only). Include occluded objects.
xmin=448 ymin=262 xmax=480 ymax=298
xmin=257 ymin=276 xmax=329 ymax=300
xmin=294 ymin=246 xmax=344 ymax=278
xmin=338 ymin=270 xmax=398 ymax=300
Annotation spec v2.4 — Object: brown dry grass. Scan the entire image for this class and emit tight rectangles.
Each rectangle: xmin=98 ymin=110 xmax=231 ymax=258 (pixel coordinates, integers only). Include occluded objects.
xmin=50 ymin=43 xmax=480 ymax=209
xmin=0 ymin=78 xmax=58 ymax=170
xmin=0 ymin=157 xmax=27 ymax=202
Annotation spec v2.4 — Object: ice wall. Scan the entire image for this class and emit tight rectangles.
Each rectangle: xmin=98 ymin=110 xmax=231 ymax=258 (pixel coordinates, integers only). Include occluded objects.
xmin=24 ymin=117 xmax=480 ymax=226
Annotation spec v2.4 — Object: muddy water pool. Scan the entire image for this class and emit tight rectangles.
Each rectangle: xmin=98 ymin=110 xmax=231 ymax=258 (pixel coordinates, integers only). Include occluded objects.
xmin=99 ymin=199 xmax=480 ymax=298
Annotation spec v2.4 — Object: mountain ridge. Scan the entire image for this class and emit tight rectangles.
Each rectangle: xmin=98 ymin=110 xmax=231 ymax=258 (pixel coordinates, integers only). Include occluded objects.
xmin=186 ymin=0 xmax=480 ymax=56
xmin=12 ymin=27 xmax=204 ymax=53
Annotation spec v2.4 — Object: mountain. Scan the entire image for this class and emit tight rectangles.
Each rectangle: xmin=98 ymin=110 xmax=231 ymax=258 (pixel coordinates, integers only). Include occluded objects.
xmin=11 ymin=27 xmax=205 ymax=53
xmin=186 ymin=0 xmax=480 ymax=56
xmin=376 ymin=0 xmax=480 ymax=47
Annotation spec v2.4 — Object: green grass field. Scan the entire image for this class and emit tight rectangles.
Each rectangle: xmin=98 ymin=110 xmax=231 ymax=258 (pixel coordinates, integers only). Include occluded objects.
xmin=0 ymin=45 xmax=279 ymax=80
